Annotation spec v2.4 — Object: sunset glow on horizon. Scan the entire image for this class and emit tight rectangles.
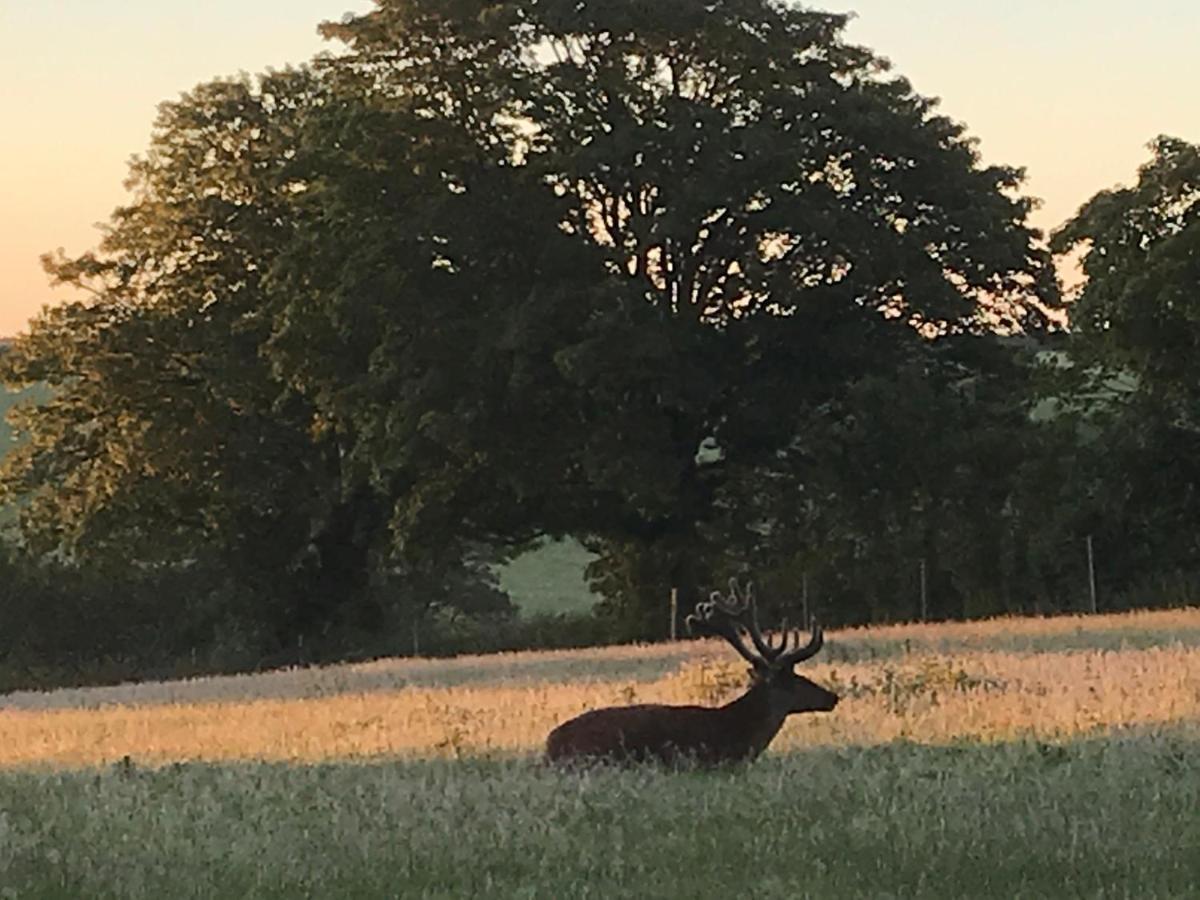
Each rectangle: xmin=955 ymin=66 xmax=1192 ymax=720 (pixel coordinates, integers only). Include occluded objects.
xmin=1 ymin=0 xmax=1197 ymax=337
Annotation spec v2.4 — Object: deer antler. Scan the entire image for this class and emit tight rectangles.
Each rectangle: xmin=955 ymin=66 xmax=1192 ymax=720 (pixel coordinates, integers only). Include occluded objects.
xmin=726 ymin=580 xmax=779 ymax=661
xmin=685 ymin=589 xmax=763 ymax=669
xmin=686 ymin=579 xmax=824 ymax=672
xmin=777 ymin=620 xmax=824 ymax=667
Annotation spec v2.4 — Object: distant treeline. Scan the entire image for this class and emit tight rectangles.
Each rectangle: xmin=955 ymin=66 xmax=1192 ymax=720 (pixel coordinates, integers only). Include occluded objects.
xmin=1 ymin=2 xmax=1198 ymax=692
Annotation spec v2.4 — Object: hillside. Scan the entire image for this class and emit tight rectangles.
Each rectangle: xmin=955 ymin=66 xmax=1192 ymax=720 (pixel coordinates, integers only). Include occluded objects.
xmin=0 ymin=341 xmax=50 ymax=460
xmin=499 ymin=538 xmax=596 ymax=616
xmin=0 ymin=338 xmax=19 ymax=448
xmin=0 ymin=384 xmax=46 ymax=451
xmin=0 ymin=377 xmax=45 ymax=530
xmin=0 ymin=339 xmax=45 ymax=529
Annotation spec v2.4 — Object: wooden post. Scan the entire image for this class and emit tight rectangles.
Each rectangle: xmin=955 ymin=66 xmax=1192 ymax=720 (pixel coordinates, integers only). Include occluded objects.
xmin=1086 ymin=535 xmax=1098 ymax=614
xmin=669 ymin=587 xmax=679 ymax=641
xmin=919 ymin=558 xmax=928 ymax=621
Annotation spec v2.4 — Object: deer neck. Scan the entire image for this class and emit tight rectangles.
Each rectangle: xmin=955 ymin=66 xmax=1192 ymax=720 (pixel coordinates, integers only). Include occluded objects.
xmin=719 ymin=680 xmax=789 ymax=759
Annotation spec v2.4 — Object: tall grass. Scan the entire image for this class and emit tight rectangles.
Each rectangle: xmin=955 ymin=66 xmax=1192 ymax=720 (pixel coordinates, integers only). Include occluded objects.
xmin=3 ymin=608 xmax=1198 ymax=768
xmin=1 ymin=734 xmax=1197 ymax=898
xmin=1 ymin=608 xmax=1197 ymax=897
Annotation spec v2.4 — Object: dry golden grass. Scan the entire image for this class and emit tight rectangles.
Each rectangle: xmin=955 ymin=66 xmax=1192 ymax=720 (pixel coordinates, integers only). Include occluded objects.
xmin=3 ymin=608 xmax=1199 ymax=769
xmin=837 ymin=605 xmax=1200 ymax=642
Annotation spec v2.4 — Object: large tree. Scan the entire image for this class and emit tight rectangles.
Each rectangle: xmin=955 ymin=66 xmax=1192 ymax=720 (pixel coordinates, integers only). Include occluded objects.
xmin=2 ymin=74 xmax=320 ymax=566
xmin=306 ymin=0 xmax=1059 ymax=629
xmin=3 ymin=0 xmax=1060 ymax=648
xmin=0 ymin=71 xmax=440 ymax=648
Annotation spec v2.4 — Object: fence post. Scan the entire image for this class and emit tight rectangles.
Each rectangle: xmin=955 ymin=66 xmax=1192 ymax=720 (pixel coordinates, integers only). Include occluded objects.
xmin=669 ymin=587 xmax=679 ymax=641
xmin=919 ymin=558 xmax=928 ymax=621
xmin=1086 ymin=535 xmax=1098 ymax=614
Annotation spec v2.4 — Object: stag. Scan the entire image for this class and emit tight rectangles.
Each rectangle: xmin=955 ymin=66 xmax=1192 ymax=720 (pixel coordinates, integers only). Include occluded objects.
xmin=545 ymin=580 xmax=838 ymax=766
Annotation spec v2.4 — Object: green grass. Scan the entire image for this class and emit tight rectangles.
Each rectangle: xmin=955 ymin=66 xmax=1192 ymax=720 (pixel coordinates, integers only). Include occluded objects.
xmin=2 ymin=729 xmax=1196 ymax=898
xmin=499 ymin=537 xmax=597 ymax=616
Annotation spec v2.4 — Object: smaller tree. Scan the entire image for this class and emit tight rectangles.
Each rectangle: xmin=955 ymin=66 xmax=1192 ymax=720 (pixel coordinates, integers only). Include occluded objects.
xmin=1052 ymin=137 xmax=1200 ymax=409
xmin=1051 ymin=136 xmax=1200 ymax=598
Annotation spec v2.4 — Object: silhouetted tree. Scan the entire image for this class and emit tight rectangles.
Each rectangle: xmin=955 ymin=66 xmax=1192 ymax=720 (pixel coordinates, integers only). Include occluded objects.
xmin=2 ymin=1 xmax=1063 ymax=654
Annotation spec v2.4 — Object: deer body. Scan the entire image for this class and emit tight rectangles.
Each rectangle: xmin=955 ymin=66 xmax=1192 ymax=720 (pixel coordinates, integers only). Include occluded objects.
xmin=545 ymin=581 xmax=839 ymax=767
xmin=546 ymin=679 xmax=829 ymax=765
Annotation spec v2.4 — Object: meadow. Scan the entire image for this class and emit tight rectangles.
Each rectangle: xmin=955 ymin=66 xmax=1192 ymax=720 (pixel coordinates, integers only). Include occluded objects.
xmin=1 ymin=608 xmax=1198 ymax=897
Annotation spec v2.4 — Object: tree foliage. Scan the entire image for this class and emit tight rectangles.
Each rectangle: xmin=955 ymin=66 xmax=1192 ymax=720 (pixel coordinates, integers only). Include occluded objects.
xmin=1 ymin=73 xmax=362 ymax=641
xmin=1052 ymin=136 xmax=1200 ymax=412
xmin=317 ymin=0 xmax=1058 ymax=624
xmin=1 ymin=0 xmax=1066 ymax=660
xmin=1050 ymin=136 xmax=1200 ymax=587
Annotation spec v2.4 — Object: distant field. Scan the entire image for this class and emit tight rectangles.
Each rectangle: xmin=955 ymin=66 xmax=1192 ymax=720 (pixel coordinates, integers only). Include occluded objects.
xmin=2 ymin=607 xmax=1197 ymax=897
xmin=0 ymin=382 xmax=48 ymax=454
xmin=498 ymin=537 xmax=597 ymax=615
xmin=0 ymin=380 xmax=48 ymax=531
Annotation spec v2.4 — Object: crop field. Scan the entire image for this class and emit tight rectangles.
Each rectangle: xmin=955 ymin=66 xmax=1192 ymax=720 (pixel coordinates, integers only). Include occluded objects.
xmin=2 ymin=608 xmax=1199 ymax=898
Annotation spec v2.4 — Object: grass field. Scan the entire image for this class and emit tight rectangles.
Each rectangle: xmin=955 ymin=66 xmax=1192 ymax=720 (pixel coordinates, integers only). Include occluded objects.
xmin=2 ymin=608 xmax=1198 ymax=897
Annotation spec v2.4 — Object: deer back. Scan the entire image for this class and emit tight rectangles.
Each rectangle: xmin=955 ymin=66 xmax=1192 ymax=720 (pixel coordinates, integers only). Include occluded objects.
xmin=545 ymin=694 xmax=776 ymax=766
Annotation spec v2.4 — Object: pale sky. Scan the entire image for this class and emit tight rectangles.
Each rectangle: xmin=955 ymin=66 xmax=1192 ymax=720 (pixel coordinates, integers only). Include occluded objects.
xmin=1 ymin=1 xmax=1197 ymax=336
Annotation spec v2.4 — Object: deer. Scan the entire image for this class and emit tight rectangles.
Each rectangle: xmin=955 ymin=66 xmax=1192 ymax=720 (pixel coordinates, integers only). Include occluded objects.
xmin=545 ymin=579 xmax=838 ymax=766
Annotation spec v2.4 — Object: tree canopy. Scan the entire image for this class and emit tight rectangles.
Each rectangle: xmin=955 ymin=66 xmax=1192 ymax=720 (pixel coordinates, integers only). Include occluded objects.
xmin=1052 ymin=136 xmax=1200 ymax=414
xmin=2 ymin=0 xmax=1065 ymax=657
xmin=1049 ymin=136 xmax=1200 ymax=585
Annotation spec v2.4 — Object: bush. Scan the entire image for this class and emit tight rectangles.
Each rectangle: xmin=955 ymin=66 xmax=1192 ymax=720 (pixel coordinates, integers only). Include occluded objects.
xmin=0 ymin=542 xmax=622 ymax=693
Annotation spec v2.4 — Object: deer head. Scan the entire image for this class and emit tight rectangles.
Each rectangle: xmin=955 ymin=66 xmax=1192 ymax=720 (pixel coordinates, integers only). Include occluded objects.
xmin=685 ymin=579 xmax=837 ymax=716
